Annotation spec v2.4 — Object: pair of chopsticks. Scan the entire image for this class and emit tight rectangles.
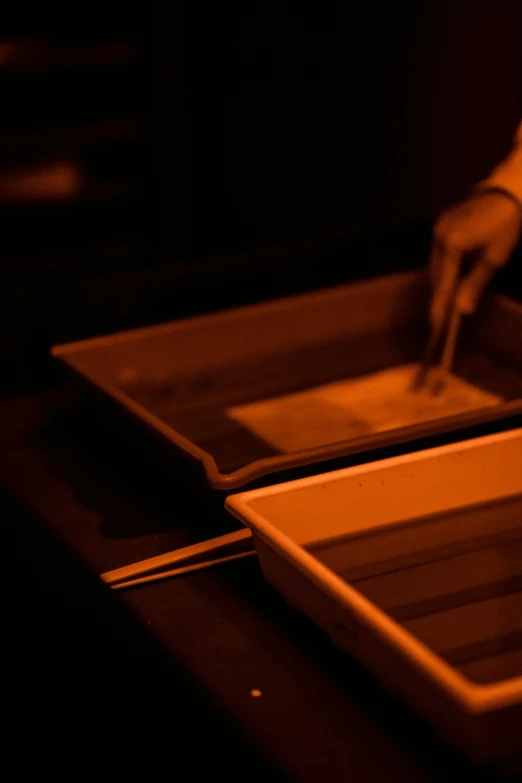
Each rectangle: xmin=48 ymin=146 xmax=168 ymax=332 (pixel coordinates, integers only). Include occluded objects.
xmin=412 ymin=302 xmax=462 ymax=395
xmin=101 ymin=527 xmax=256 ymax=590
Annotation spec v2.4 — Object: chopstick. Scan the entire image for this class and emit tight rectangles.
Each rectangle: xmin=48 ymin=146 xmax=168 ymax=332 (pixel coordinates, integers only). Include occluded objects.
xmin=438 ymin=305 xmax=461 ymax=376
xmin=431 ymin=306 xmax=462 ymax=395
xmin=106 ymin=551 xmax=255 ymax=590
xmin=101 ymin=528 xmax=256 ymax=590
xmin=412 ymin=293 xmax=462 ymax=395
xmin=411 ymin=316 xmax=446 ymax=391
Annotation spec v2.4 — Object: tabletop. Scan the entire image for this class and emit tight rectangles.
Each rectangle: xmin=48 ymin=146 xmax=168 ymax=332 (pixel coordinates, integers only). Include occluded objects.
xmin=1 ymin=384 xmax=521 ymax=782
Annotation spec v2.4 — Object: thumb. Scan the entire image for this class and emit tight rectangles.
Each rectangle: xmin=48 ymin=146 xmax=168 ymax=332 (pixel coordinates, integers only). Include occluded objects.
xmin=456 ymin=259 xmax=499 ymax=315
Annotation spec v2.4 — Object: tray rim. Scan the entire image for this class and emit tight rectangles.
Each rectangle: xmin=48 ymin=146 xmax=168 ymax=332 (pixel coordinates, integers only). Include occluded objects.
xmin=225 ymin=426 xmax=522 ymax=713
xmin=50 ymin=270 xmax=425 ymax=355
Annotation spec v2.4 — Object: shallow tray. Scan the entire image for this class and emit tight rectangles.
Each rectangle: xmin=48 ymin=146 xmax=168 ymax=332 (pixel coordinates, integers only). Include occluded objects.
xmin=225 ymin=427 xmax=522 ymax=763
xmin=51 ymin=270 xmax=522 ymax=489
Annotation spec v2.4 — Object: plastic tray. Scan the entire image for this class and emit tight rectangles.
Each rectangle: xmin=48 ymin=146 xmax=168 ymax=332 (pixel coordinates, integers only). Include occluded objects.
xmin=51 ymin=270 xmax=522 ymax=489
xmin=225 ymin=427 xmax=522 ymax=763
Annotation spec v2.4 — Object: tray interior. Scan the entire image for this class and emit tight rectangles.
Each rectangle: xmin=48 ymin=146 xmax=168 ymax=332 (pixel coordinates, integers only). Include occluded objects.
xmin=127 ymin=329 xmax=427 ymax=472
xmin=227 ymin=427 xmax=522 ymax=688
xmin=309 ymin=494 xmax=522 ymax=685
xmin=108 ymin=318 xmax=522 ymax=474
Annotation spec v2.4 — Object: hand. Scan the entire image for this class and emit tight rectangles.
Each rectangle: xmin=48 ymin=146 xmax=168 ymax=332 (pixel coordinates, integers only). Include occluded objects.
xmin=429 ymin=190 xmax=522 ymax=330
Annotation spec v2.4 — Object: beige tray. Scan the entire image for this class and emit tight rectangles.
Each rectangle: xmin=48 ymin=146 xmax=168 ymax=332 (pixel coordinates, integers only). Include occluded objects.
xmin=226 ymin=427 xmax=522 ymax=763
xmin=51 ymin=270 xmax=522 ymax=489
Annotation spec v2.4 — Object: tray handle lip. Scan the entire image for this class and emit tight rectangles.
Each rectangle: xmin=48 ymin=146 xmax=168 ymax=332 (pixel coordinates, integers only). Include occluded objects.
xmin=211 ymin=402 xmax=522 ymax=489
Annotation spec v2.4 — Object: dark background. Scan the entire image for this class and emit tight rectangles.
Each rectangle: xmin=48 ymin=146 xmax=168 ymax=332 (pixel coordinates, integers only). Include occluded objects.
xmin=2 ymin=5 xmax=522 ymax=778
xmin=1 ymin=0 xmax=521 ymax=393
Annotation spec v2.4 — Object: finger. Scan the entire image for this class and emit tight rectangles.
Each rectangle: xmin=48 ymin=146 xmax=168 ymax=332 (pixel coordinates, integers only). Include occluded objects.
xmin=456 ymin=258 xmax=499 ymax=315
xmin=430 ymin=245 xmax=462 ymax=330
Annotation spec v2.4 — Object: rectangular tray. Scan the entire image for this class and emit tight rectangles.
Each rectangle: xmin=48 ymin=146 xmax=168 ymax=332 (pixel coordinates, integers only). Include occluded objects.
xmin=225 ymin=427 xmax=522 ymax=763
xmin=51 ymin=270 xmax=522 ymax=489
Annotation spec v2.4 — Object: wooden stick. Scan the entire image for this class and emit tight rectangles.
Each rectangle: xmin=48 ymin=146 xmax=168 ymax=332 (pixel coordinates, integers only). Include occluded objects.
xmin=101 ymin=528 xmax=254 ymax=586
xmin=109 ymin=551 xmax=256 ymax=590
xmin=432 ymin=307 xmax=462 ymax=395
xmin=411 ymin=319 xmax=445 ymax=391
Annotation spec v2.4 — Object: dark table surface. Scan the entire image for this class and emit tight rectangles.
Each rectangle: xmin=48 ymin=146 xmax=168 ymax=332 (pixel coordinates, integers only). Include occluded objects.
xmin=2 ymin=383 xmax=521 ymax=782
